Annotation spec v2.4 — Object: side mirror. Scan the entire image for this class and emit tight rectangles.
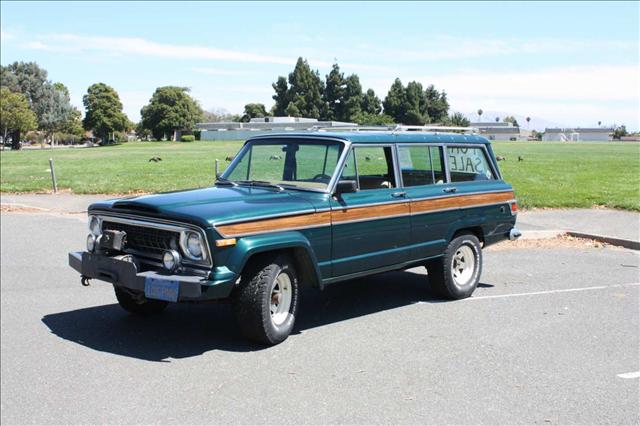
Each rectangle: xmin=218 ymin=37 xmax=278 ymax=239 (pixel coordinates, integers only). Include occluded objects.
xmin=334 ymin=180 xmax=357 ymax=195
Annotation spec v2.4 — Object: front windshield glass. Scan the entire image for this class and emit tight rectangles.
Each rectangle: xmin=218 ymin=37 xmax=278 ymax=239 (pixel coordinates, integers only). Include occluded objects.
xmin=223 ymin=139 xmax=345 ymax=190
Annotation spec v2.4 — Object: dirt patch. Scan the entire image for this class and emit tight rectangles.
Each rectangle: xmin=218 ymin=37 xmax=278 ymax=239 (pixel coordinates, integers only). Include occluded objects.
xmin=0 ymin=204 xmax=49 ymax=213
xmin=488 ymin=234 xmax=620 ymax=251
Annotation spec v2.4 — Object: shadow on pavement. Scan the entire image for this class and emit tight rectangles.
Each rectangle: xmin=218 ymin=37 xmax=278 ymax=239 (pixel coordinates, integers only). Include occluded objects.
xmin=42 ymin=269 xmax=490 ymax=361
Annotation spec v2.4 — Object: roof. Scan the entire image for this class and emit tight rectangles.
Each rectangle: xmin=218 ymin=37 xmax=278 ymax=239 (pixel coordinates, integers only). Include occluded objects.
xmin=246 ymin=131 xmax=490 ymax=144
xmin=545 ymin=127 xmax=613 ymax=133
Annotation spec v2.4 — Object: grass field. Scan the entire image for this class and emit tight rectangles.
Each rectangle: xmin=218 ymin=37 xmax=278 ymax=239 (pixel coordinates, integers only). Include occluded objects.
xmin=1 ymin=140 xmax=639 ymax=210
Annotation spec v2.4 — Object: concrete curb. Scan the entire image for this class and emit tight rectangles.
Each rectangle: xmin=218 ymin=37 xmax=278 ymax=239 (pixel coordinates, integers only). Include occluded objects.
xmin=520 ymin=229 xmax=639 ymax=251
xmin=565 ymin=231 xmax=640 ymax=251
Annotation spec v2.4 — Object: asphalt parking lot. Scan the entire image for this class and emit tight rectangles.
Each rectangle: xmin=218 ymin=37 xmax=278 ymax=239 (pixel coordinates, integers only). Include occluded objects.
xmin=1 ymin=212 xmax=638 ymax=425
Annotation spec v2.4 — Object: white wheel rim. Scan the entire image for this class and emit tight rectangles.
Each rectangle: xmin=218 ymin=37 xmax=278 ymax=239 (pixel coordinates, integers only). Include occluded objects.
xmin=451 ymin=245 xmax=476 ymax=287
xmin=270 ymin=272 xmax=292 ymax=327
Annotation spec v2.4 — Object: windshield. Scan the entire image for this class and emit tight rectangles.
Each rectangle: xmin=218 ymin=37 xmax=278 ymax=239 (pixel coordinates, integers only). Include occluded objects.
xmin=222 ymin=139 xmax=345 ymax=190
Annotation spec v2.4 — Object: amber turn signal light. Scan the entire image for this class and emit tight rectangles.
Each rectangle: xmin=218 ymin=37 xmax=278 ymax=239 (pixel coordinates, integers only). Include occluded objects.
xmin=215 ymin=238 xmax=237 ymax=247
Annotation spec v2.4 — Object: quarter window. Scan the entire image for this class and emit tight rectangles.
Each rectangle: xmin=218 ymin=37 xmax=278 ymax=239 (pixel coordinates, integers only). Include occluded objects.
xmin=398 ymin=145 xmax=446 ymax=187
xmin=447 ymin=146 xmax=496 ymax=182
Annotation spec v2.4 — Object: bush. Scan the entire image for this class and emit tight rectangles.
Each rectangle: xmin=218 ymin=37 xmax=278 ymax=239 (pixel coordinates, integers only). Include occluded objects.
xmin=181 ymin=135 xmax=195 ymax=142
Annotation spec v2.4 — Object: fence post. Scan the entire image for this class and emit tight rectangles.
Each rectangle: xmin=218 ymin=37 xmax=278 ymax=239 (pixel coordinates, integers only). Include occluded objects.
xmin=215 ymin=159 xmax=219 ymax=179
xmin=49 ymin=158 xmax=58 ymax=193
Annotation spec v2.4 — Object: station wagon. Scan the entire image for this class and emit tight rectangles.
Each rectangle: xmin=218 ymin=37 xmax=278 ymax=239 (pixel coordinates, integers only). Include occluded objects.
xmin=69 ymin=131 xmax=521 ymax=345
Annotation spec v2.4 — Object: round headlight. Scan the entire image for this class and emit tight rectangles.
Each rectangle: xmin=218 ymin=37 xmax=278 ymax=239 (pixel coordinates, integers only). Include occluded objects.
xmin=86 ymin=234 xmax=96 ymax=252
xmin=186 ymin=232 xmax=203 ymax=258
xmin=88 ymin=216 xmax=102 ymax=236
xmin=162 ymin=250 xmax=181 ymax=272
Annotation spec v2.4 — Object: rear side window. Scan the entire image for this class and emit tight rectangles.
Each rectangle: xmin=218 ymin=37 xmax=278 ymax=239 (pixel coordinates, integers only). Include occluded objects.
xmin=341 ymin=146 xmax=397 ymax=190
xmin=447 ymin=146 xmax=496 ymax=182
xmin=398 ymin=145 xmax=446 ymax=187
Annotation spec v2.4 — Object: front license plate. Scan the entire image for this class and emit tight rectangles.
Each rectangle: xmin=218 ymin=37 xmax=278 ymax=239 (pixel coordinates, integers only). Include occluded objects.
xmin=144 ymin=277 xmax=179 ymax=302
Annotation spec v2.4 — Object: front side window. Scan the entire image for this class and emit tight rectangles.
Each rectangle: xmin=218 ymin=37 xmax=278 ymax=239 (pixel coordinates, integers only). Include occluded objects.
xmin=341 ymin=146 xmax=396 ymax=190
xmin=224 ymin=139 xmax=344 ymax=190
xmin=447 ymin=146 xmax=496 ymax=182
xmin=398 ymin=145 xmax=446 ymax=187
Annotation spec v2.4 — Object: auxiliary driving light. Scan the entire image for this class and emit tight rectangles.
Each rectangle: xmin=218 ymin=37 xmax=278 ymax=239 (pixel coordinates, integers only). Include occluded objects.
xmin=162 ymin=250 xmax=181 ymax=273
xmin=86 ymin=234 xmax=97 ymax=252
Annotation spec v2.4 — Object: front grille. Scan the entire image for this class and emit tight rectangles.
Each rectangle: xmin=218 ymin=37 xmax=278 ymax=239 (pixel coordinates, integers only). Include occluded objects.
xmin=102 ymin=221 xmax=179 ymax=258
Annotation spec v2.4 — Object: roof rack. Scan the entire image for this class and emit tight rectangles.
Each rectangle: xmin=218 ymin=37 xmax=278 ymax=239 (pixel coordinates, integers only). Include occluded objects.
xmin=311 ymin=125 xmax=479 ymax=135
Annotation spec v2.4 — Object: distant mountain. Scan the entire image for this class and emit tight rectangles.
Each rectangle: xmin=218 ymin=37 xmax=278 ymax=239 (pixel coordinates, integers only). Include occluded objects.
xmin=463 ymin=111 xmax=562 ymax=132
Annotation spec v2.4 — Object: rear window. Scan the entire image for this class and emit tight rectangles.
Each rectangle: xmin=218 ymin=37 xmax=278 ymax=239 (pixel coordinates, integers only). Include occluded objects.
xmin=447 ymin=146 xmax=496 ymax=182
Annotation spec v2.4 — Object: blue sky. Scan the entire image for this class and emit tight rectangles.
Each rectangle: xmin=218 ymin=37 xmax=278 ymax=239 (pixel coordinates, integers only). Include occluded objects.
xmin=1 ymin=1 xmax=638 ymax=129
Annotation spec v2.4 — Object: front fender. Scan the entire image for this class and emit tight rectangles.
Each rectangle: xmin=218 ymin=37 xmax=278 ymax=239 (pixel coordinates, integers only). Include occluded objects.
xmin=222 ymin=231 xmax=322 ymax=284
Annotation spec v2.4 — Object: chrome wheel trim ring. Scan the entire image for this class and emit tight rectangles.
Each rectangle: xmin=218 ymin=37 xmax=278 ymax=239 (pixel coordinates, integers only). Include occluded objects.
xmin=451 ymin=244 xmax=476 ymax=287
xmin=270 ymin=271 xmax=292 ymax=326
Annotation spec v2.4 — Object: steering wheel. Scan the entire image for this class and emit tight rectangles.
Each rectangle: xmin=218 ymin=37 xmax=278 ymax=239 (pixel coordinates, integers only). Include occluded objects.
xmin=312 ymin=173 xmax=332 ymax=182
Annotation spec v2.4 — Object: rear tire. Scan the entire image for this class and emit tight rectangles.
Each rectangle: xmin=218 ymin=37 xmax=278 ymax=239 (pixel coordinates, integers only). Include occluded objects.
xmin=426 ymin=233 xmax=482 ymax=299
xmin=232 ymin=254 xmax=299 ymax=345
xmin=114 ymin=287 xmax=168 ymax=315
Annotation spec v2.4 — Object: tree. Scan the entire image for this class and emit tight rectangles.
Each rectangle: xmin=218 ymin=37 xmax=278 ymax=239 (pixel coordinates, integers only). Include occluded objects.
xmin=382 ymin=78 xmax=406 ymax=123
xmin=140 ymin=86 xmax=203 ymax=141
xmin=343 ymin=74 xmax=363 ymax=122
xmin=424 ymin=84 xmax=449 ymax=123
xmin=285 ymin=58 xmax=324 ymax=118
xmin=83 ymin=83 xmax=129 ymax=143
xmin=323 ymin=63 xmax=346 ymax=121
xmin=495 ymin=116 xmax=500 ymax=122
xmin=362 ymin=89 xmax=381 ymax=115
xmin=477 ymin=109 xmax=483 ymax=121
xmin=404 ymin=81 xmax=428 ymax=125
xmin=271 ymin=58 xmax=324 ymax=118
xmin=240 ymin=103 xmax=267 ymax=122
xmin=351 ymin=112 xmax=394 ymax=126
xmin=598 ymin=120 xmax=602 ymax=127
xmin=271 ymin=76 xmax=290 ymax=116
xmin=526 ymin=116 xmax=531 ymax=128
xmin=0 ymin=87 xmax=37 ymax=149
xmin=446 ymin=112 xmax=471 ymax=127
xmin=503 ymin=116 xmax=520 ymax=127
xmin=1 ymin=62 xmax=72 ymax=148
xmin=613 ymin=125 xmax=627 ymax=140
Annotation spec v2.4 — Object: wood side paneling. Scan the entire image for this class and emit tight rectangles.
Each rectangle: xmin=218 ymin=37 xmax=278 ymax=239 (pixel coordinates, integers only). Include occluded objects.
xmin=411 ymin=191 xmax=514 ymax=214
xmin=215 ymin=191 xmax=514 ymax=237
xmin=331 ymin=202 xmax=411 ymax=223
xmin=217 ymin=211 xmax=332 ymax=237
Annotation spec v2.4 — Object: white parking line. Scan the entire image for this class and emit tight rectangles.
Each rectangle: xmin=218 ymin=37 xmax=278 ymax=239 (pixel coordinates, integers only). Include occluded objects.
xmin=617 ymin=371 xmax=640 ymax=379
xmin=466 ymin=282 xmax=640 ymax=301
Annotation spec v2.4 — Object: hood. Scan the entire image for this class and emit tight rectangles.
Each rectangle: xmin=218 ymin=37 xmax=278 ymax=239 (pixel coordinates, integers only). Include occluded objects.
xmin=89 ymin=186 xmax=323 ymax=227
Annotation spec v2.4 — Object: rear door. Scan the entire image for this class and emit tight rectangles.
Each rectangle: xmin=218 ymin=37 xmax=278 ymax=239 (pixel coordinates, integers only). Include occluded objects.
xmin=397 ymin=144 xmax=451 ymax=259
xmin=330 ymin=144 xmax=411 ymax=277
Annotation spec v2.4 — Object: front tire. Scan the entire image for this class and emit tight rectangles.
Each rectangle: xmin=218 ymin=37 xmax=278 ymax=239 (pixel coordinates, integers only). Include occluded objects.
xmin=114 ymin=287 xmax=168 ymax=315
xmin=232 ymin=254 xmax=299 ymax=345
xmin=426 ymin=233 xmax=483 ymax=299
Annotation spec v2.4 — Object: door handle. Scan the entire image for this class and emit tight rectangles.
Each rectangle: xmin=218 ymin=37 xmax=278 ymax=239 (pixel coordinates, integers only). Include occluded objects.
xmin=391 ymin=191 xmax=407 ymax=198
xmin=443 ymin=187 xmax=457 ymax=193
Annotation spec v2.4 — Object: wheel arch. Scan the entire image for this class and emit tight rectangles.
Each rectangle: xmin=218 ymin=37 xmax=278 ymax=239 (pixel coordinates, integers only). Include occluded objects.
xmin=227 ymin=231 xmax=322 ymax=289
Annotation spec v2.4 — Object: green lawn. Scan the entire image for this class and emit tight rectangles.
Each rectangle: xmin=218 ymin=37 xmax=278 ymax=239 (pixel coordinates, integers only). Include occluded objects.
xmin=1 ymin=140 xmax=639 ymax=210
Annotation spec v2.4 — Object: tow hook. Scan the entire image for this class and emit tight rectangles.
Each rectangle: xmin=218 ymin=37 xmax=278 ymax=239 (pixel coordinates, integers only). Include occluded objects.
xmin=81 ymin=275 xmax=91 ymax=286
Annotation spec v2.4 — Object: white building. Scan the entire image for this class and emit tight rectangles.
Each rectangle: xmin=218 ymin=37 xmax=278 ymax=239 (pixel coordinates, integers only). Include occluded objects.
xmin=542 ymin=128 xmax=613 ymax=142
xmin=470 ymin=122 xmax=521 ymax=141
xmin=197 ymin=117 xmax=356 ymax=141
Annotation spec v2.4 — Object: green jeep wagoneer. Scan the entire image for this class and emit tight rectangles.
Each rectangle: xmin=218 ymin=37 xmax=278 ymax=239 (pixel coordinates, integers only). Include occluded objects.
xmin=69 ymin=131 xmax=520 ymax=345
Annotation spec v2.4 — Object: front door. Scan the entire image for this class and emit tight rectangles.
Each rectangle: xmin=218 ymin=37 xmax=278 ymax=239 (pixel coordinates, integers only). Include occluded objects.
xmin=330 ymin=145 xmax=411 ymax=277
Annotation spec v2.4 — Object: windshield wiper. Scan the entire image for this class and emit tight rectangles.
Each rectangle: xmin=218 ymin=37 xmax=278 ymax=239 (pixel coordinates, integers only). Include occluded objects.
xmin=237 ymin=180 xmax=284 ymax=191
xmin=214 ymin=177 xmax=238 ymax=186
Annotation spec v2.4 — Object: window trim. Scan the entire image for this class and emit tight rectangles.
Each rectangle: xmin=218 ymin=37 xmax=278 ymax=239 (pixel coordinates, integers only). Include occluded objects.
xmin=395 ymin=143 xmax=448 ymax=189
xmin=347 ymin=143 xmax=399 ymax=192
xmin=443 ymin=143 xmax=499 ymax=184
xmin=222 ymin=136 xmax=351 ymax=193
